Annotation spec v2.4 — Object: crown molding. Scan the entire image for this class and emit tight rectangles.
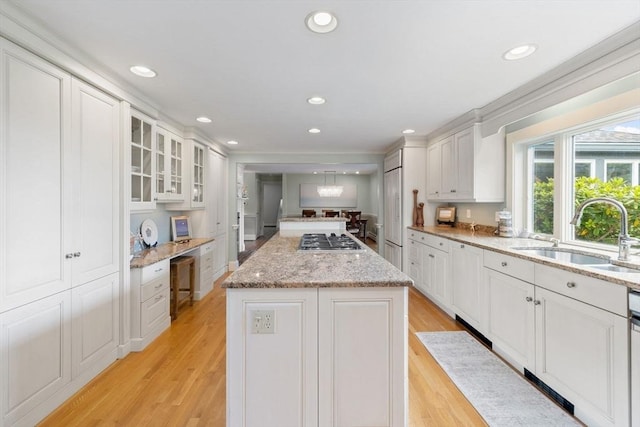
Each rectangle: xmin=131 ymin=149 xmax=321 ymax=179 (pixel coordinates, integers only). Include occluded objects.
xmin=427 ymin=21 xmax=640 ymax=142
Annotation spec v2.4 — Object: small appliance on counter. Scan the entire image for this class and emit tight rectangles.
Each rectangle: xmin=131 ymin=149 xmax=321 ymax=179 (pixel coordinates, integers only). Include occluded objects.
xmin=436 ymin=207 xmax=456 ymax=227
xmin=497 ymin=209 xmax=514 ymax=237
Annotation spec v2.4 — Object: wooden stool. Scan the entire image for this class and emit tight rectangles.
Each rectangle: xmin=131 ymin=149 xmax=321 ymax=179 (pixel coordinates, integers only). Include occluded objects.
xmin=170 ymin=255 xmax=195 ymax=320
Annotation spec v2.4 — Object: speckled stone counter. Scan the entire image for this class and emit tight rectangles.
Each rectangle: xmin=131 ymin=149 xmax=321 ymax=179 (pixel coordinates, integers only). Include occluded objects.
xmin=409 ymin=225 xmax=640 ymax=290
xmin=222 ymin=232 xmax=412 ymax=288
xmin=130 ymin=237 xmax=214 ymax=268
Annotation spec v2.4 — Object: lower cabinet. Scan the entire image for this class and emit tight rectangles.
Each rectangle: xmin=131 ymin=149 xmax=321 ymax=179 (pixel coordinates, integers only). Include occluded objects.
xmin=213 ymin=234 xmax=227 ymax=282
xmin=1 ymin=273 xmax=120 ymax=427
xmin=1 ymin=292 xmax=71 ymax=427
xmin=450 ymin=243 xmax=484 ymax=332
xmin=227 ymin=287 xmax=408 ymax=427
xmin=407 ymin=232 xmax=451 ymax=314
xmin=484 ymin=253 xmax=629 ymax=427
xmin=130 ymin=260 xmax=171 ymax=352
xmin=198 ymin=241 xmax=215 ymax=299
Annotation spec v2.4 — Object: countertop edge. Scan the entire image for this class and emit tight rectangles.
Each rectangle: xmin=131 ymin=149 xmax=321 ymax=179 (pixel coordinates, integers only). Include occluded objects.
xmin=408 ymin=226 xmax=639 ymax=290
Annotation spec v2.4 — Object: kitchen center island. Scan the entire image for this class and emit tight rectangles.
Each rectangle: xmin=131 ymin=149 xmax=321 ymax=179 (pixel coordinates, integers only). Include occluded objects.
xmin=222 ymin=230 xmax=412 ymax=427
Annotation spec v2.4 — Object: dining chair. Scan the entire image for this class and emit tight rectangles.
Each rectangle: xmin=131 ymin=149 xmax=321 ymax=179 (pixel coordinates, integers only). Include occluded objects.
xmin=302 ymin=209 xmax=317 ymax=217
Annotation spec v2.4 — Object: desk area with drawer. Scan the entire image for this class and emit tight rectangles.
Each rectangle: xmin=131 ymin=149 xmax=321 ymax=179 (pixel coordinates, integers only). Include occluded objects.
xmin=130 ymin=238 xmax=214 ymax=351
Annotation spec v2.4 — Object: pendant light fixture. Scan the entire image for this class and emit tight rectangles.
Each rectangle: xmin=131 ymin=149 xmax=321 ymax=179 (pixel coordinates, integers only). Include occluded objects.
xmin=317 ymin=171 xmax=343 ymax=197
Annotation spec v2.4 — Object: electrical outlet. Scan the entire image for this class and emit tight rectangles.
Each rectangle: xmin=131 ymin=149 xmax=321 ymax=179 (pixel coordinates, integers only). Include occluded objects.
xmin=466 ymin=209 xmax=471 ymax=218
xmin=251 ymin=310 xmax=275 ymax=334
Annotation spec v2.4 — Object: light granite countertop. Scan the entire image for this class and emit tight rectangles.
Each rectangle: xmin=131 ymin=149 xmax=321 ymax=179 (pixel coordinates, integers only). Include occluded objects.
xmin=130 ymin=237 xmax=214 ymax=268
xmin=222 ymin=233 xmax=412 ymax=289
xmin=409 ymin=226 xmax=640 ymax=291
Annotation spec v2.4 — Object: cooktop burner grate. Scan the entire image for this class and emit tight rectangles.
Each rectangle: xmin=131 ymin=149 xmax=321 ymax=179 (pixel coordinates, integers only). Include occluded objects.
xmin=298 ymin=233 xmax=362 ymax=251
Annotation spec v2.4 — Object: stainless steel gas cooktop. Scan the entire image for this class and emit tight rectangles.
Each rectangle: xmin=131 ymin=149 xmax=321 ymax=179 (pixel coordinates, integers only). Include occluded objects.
xmin=298 ymin=233 xmax=362 ymax=251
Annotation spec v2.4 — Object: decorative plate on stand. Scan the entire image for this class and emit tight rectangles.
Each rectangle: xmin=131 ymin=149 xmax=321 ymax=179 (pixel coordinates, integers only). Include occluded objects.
xmin=140 ymin=218 xmax=158 ymax=247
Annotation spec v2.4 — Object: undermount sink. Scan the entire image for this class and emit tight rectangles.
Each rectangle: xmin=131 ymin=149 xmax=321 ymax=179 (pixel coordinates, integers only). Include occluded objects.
xmin=587 ymin=264 xmax=640 ymax=274
xmin=511 ymin=247 xmax=610 ymax=265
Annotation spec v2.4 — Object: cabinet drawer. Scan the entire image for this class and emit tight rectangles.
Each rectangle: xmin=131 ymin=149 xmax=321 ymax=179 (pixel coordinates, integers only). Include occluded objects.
xmin=424 ymin=234 xmax=451 ymax=253
xmin=141 ymin=275 xmax=170 ymax=302
xmin=534 ymin=264 xmax=627 ymax=316
xmin=141 ymin=288 xmax=169 ymax=336
xmin=200 ymin=242 xmax=214 ymax=256
xmin=407 ymin=239 xmax=423 ymax=262
xmin=140 ymin=259 xmax=170 ymax=284
xmin=484 ymin=250 xmax=534 ymax=283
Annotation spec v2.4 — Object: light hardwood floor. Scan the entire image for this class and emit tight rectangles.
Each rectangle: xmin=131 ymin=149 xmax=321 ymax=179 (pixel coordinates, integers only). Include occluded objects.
xmin=39 ymin=277 xmax=486 ymax=426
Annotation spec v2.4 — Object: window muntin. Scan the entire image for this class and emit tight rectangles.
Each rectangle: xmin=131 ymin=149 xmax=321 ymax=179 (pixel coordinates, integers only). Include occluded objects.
xmin=523 ymin=115 xmax=640 ymax=249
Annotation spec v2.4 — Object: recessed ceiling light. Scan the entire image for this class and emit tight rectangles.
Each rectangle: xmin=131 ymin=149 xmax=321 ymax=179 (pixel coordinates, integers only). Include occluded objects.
xmin=307 ymin=96 xmax=326 ymax=105
xmin=313 ymin=171 xmax=318 ymax=174
xmin=129 ymin=65 xmax=157 ymax=78
xmin=227 ymin=140 xmax=238 ymax=145
xmin=503 ymin=44 xmax=537 ymax=61
xmin=355 ymin=171 xmax=360 ymax=174
xmin=402 ymin=129 xmax=415 ymax=134
xmin=305 ymin=11 xmax=338 ymax=34
xmin=196 ymin=116 xmax=212 ymax=123
xmin=308 ymin=128 xmax=321 ymax=134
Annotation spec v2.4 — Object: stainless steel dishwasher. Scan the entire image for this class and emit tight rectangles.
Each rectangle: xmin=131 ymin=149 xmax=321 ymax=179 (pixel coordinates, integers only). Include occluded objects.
xmin=630 ymin=290 xmax=640 ymax=427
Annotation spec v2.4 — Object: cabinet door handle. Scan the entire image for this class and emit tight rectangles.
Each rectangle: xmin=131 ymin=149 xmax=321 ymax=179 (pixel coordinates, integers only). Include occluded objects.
xmin=65 ymin=253 xmax=74 ymax=259
xmin=154 ymin=267 xmax=163 ymax=273
xmin=73 ymin=252 xmax=81 ymax=258
xmin=439 ymin=242 xmax=443 ymax=246
xmin=451 ymin=189 xmax=456 ymax=193
xmin=534 ymin=300 xmax=541 ymax=305
xmin=154 ymin=295 xmax=164 ymax=303
xmin=566 ymin=282 xmax=576 ymax=288
xmin=155 ymin=283 xmax=163 ymax=290
xmin=501 ymin=261 xmax=507 ymax=267
xmin=429 ymin=254 xmax=435 ymax=258
xmin=460 ymin=244 xmax=465 ymax=248
xmin=525 ymin=296 xmax=533 ymax=302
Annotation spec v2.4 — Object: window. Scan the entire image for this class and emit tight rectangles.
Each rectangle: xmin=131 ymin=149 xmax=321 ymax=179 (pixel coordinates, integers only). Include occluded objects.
xmin=523 ymin=114 xmax=640 ymax=249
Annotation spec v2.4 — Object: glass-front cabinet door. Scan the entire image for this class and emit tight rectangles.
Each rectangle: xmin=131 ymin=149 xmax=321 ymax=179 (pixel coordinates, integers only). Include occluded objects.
xmin=130 ymin=112 xmax=156 ymax=211
xmin=192 ymin=143 xmax=205 ymax=208
xmin=155 ymin=127 xmax=184 ymax=202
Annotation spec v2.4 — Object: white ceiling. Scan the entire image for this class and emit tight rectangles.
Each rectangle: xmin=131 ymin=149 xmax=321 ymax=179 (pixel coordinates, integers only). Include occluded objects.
xmin=5 ymin=1 xmax=640 ymax=155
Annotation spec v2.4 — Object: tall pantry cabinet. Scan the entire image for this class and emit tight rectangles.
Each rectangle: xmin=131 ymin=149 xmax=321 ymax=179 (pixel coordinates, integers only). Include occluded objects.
xmin=0 ymin=38 xmax=120 ymax=427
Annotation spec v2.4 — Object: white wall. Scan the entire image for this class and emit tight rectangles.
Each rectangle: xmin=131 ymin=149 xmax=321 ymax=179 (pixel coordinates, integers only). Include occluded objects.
xmin=263 ymin=182 xmax=282 ymax=226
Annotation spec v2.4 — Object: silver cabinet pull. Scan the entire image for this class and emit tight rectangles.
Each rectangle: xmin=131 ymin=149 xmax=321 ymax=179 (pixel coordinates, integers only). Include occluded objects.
xmin=65 ymin=253 xmax=74 ymax=259
xmin=534 ymin=300 xmax=541 ymax=305
xmin=439 ymin=242 xmax=443 ymax=246
xmin=526 ymin=296 xmax=533 ymax=302
xmin=460 ymin=244 xmax=465 ymax=248
xmin=429 ymin=254 xmax=435 ymax=258
xmin=155 ymin=283 xmax=163 ymax=290
xmin=566 ymin=282 xmax=576 ymax=288
xmin=154 ymin=295 xmax=163 ymax=302
xmin=451 ymin=189 xmax=457 ymax=193
xmin=154 ymin=267 xmax=163 ymax=273
xmin=501 ymin=261 xmax=507 ymax=267
xmin=73 ymin=252 xmax=81 ymax=258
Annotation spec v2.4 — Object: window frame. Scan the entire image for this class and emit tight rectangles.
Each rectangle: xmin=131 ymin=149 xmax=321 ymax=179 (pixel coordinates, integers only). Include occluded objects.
xmin=510 ymin=110 xmax=639 ymax=253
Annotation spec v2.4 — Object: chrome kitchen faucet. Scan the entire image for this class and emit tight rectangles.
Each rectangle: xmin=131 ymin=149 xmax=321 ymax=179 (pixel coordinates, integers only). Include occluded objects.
xmin=570 ymin=197 xmax=639 ymax=261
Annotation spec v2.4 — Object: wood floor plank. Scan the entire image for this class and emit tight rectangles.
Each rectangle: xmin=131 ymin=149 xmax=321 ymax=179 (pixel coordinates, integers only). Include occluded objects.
xmin=39 ymin=277 xmax=485 ymax=426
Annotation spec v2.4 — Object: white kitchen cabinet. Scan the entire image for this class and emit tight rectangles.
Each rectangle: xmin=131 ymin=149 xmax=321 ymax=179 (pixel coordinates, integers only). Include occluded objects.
xmin=534 ymin=266 xmax=628 ymax=427
xmin=130 ymin=260 xmax=171 ymax=351
xmin=0 ymin=38 xmax=121 ymax=427
xmin=227 ymin=286 xmax=407 ymax=427
xmin=70 ymin=78 xmax=121 ymax=288
xmin=130 ymin=110 xmax=156 ymax=211
xmin=155 ymin=127 xmax=184 ymax=202
xmin=71 ymin=273 xmax=119 ymax=380
xmin=198 ymin=241 xmax=215 ymax=298
xmin=0 ymin=40 xmax=72 ymax=312
xmin=407 ymin=231 xmax=452 ymax=314
xmin=484 ymin=267 xmax=535 ymax=371
xmin=318 ymin=287 xmax=407 ymax=427
xmin=426 ymin=124 xmax=503 ymax=202
xmin=1 ymin=292 xmax=71 ymax=427
xmin=450 ymin=242 xmax=484 ymax=332
xmin=166 ymin=138 xmax=206 ymax=210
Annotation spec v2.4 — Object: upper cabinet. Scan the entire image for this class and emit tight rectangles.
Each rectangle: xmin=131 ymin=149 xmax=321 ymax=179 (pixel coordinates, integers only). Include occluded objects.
xmin=130 ymin=111 xmax=156 ymax=211
xmin=166 ymin=138 xmax=206 ymax=210
xmin=155 ymin=127 xmax=185 ymax=203
xmin=426 ymin=124 xmax=504 ymax=202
